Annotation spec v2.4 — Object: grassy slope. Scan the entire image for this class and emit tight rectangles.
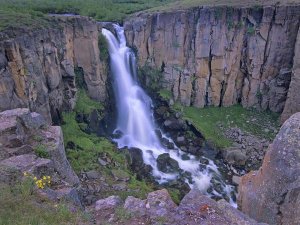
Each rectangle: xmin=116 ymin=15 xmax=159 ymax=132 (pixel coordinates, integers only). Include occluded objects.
xmin=0 ymin=179 xmax=86 ymax=225
xmin=172 ymin=103 xmax=280 ymax=148
xmin=62 ymin=89 xmax=154 ymax=200
xmin=0 ymin=0 xmax=176 ymax=31
xmin=149 ymin=0 xmax=299 ymax=12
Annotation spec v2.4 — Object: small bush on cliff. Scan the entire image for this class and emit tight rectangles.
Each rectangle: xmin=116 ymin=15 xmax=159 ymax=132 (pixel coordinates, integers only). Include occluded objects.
xmin=98 ymin=33 xmax=109 ymax=62
xmin=34 ymin=144 xmax=50 ymax=158
xmin=75 ymin=89 xmax=103 ymax=114
xmin=138 ymin=63 xmax=162 ymax=91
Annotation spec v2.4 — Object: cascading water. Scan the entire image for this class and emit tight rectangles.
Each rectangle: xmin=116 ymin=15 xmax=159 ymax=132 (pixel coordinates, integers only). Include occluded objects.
xmin=102 ymin=25 xmax=236 ymax=206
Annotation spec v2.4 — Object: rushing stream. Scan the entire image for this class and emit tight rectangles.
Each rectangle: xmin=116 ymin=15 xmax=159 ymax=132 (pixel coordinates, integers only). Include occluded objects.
xmin=102 ymin=25 xmax=236 ymax=206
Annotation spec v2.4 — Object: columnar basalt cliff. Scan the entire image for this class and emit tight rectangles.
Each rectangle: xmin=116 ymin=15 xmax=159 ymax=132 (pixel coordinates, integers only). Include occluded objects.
xmin=0 ymin=16 xmax=107 ymax=123
xmin=124 ymin=5 xmax=300 ymax=122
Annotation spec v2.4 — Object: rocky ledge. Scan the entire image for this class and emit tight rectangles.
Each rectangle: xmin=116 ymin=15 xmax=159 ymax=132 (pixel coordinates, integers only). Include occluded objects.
xmin=0 ymin=108 xmax=81 ymax=206
xmin=92 ymin=189 xmax=267 ymax=225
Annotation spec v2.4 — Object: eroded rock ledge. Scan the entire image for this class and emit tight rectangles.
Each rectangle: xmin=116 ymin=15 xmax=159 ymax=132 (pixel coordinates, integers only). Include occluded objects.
xmin=0 ymin=15 xmax=107 ymax=123
xmin=124 ymin=5 xmax=300 ymax=122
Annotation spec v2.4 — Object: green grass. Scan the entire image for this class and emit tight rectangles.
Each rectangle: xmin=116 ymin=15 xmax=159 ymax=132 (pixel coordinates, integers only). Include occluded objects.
xmin=0 ymin=0 xmax=177 ymax=31
xmin=34 ymin=144 xmax=50 ymax=158
xmin=75 ymin=89 xmax=104 ymax=115
xmin=149 ymin=0 xmax=298 ymax=13
xmin=173 ymin=104 xmax=280 ymax=148
xmin=158 ymin=89 xmax=173 ymax=101
xmin=62 ymin=88 xmax=154 ymax=200
xmin=0 ymin=179 xmax=85 ymax=225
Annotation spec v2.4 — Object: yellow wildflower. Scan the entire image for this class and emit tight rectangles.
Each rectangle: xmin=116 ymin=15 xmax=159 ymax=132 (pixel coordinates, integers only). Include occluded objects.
xmin=34 ymin=177 xmax=37 ymax=181
xmin=23 ymin=172 xmax=28 ymax=176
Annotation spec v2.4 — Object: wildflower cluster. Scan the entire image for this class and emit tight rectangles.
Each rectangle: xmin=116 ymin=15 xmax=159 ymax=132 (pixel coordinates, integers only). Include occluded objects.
xmin=23 ymin=172 xmax=51 ymax=189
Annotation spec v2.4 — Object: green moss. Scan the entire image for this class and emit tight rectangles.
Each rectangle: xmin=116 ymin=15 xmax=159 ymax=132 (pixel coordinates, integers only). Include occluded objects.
xmin=173 ymin=104 xmax=280 ymax=149
xmin=34 ymin=144 xmax=50 ymax=158
xmin=158 ymin=89 xmax=173 ymax=101
xmin=138 ymin=64 xmax=162 ymax=91
xmin=98 ymin=33 xmax=109 ymax=62
xmin=74 ymin=89 xmax=103 ymax=115
xmin=167 ymin=188 xmax=181 ymax=204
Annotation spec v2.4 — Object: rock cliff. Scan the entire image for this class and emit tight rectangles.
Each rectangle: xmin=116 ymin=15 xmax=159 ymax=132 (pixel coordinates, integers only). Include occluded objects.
xmin=124 ymin=5 xmax=300 ymax=122
xmin=0 ymin=15 xmax=107 ymax=123
xmin=0 ymin=108 xmax=80 ymax=202
xmin=238 ymin=112 xmax=300 ymax=225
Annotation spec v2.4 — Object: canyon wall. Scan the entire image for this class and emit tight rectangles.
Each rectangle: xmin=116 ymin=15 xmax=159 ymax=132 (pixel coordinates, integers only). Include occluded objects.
xmin=124 ymin=5 xmax=300 ymax=122
xmin=0 ymin=16 xmax=107 ymax=123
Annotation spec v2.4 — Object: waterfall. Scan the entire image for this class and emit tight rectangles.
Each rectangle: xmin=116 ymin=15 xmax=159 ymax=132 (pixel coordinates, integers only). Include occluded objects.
xmin=102 ymin=25 xmax=236 ymax=206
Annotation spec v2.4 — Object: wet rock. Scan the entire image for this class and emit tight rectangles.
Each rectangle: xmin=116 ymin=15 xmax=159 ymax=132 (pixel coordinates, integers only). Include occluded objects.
xmin=181 ymin=154 xmax=190 ymax=161
xmin=163 ymin=118 xmax=187 ymax=131
xmin=157 ymin=153 xmax=180 ymax=173
xmin=176 ymin=136 xmax=186 ymax=146
xmin=161 ymin=138 xmax=175 ymax=149
xmin=95 ymin=196 xmax=122 ymax=211
xmin=125 ymin=147 xmax=153 ymax=180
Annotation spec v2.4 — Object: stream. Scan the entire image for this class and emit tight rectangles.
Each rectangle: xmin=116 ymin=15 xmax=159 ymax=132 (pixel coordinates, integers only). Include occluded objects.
xmin=102 ymin=24 xmax=236 ymax=207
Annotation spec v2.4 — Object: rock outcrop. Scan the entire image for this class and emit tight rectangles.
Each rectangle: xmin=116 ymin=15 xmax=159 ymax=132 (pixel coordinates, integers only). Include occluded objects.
xmin=124 ymin=5 xmax=300 ymax=122
xmin=0 ymin=108 xmax=79 ymax=189
xmin=0 ymin=15 xmax=107 ymax=123
xmin=238 ymin=112 xmax=300 ymax=225
xmin=94 ymin=189 xmax=267 ymax=225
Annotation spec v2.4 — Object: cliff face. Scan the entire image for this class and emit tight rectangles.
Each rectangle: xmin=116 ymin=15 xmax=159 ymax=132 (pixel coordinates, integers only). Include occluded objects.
xmin=124 ymin=5 xmax=300 ymax=121
xmin=238 ymin=112 xmax=300 ymax=225
xmin=0 ymin=16 xmax=107 ymax=123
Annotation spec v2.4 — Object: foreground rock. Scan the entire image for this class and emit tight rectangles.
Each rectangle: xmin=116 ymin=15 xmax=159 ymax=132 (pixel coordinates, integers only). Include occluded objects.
xmin=93 ymin=189 xmax=266 ymax=225
xmin=238 ymin=112 xmax=300 ymax=225
xmin=0 ymin=108 xmax=80 ymax=204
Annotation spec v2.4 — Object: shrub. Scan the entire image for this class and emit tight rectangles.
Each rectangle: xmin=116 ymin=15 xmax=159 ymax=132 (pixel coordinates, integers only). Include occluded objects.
xmin=34 ymin=144 xmax=50 ymax=158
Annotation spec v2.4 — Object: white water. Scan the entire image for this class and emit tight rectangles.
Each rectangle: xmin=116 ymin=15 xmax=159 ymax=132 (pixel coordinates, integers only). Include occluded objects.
xmin=102 ymin=25 xmax=236 ymax=206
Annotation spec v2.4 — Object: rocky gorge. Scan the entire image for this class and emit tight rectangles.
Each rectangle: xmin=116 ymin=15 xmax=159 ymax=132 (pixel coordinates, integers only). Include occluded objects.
xmin=0 ymin=2 xmax=299 ymax=225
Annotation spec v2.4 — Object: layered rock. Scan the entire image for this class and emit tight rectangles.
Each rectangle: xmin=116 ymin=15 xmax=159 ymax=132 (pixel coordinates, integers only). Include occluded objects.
xmin=0 ymin=15 xmax=107 ymax=123
xmin=0 ymin=108 xmax=79 ymax=186
xmin=94 ymin=189 xmax=266 ymax=225
xmin=238 ymin=112 xmax=300 ymax=224
xmin=124 ymin=5 xmax=300 ymax=121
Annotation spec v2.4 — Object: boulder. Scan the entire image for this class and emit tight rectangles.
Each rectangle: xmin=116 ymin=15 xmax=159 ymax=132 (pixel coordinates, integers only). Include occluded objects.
xmin=156 ymin=153 xmax=180 ymax=173
xmin=238 ymin=112 xmax=300 ymax=225
xmin=95 ymin=196 xmax=122 ymax=211
xmin=223 ymin=147 xmax=247 ymax=166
